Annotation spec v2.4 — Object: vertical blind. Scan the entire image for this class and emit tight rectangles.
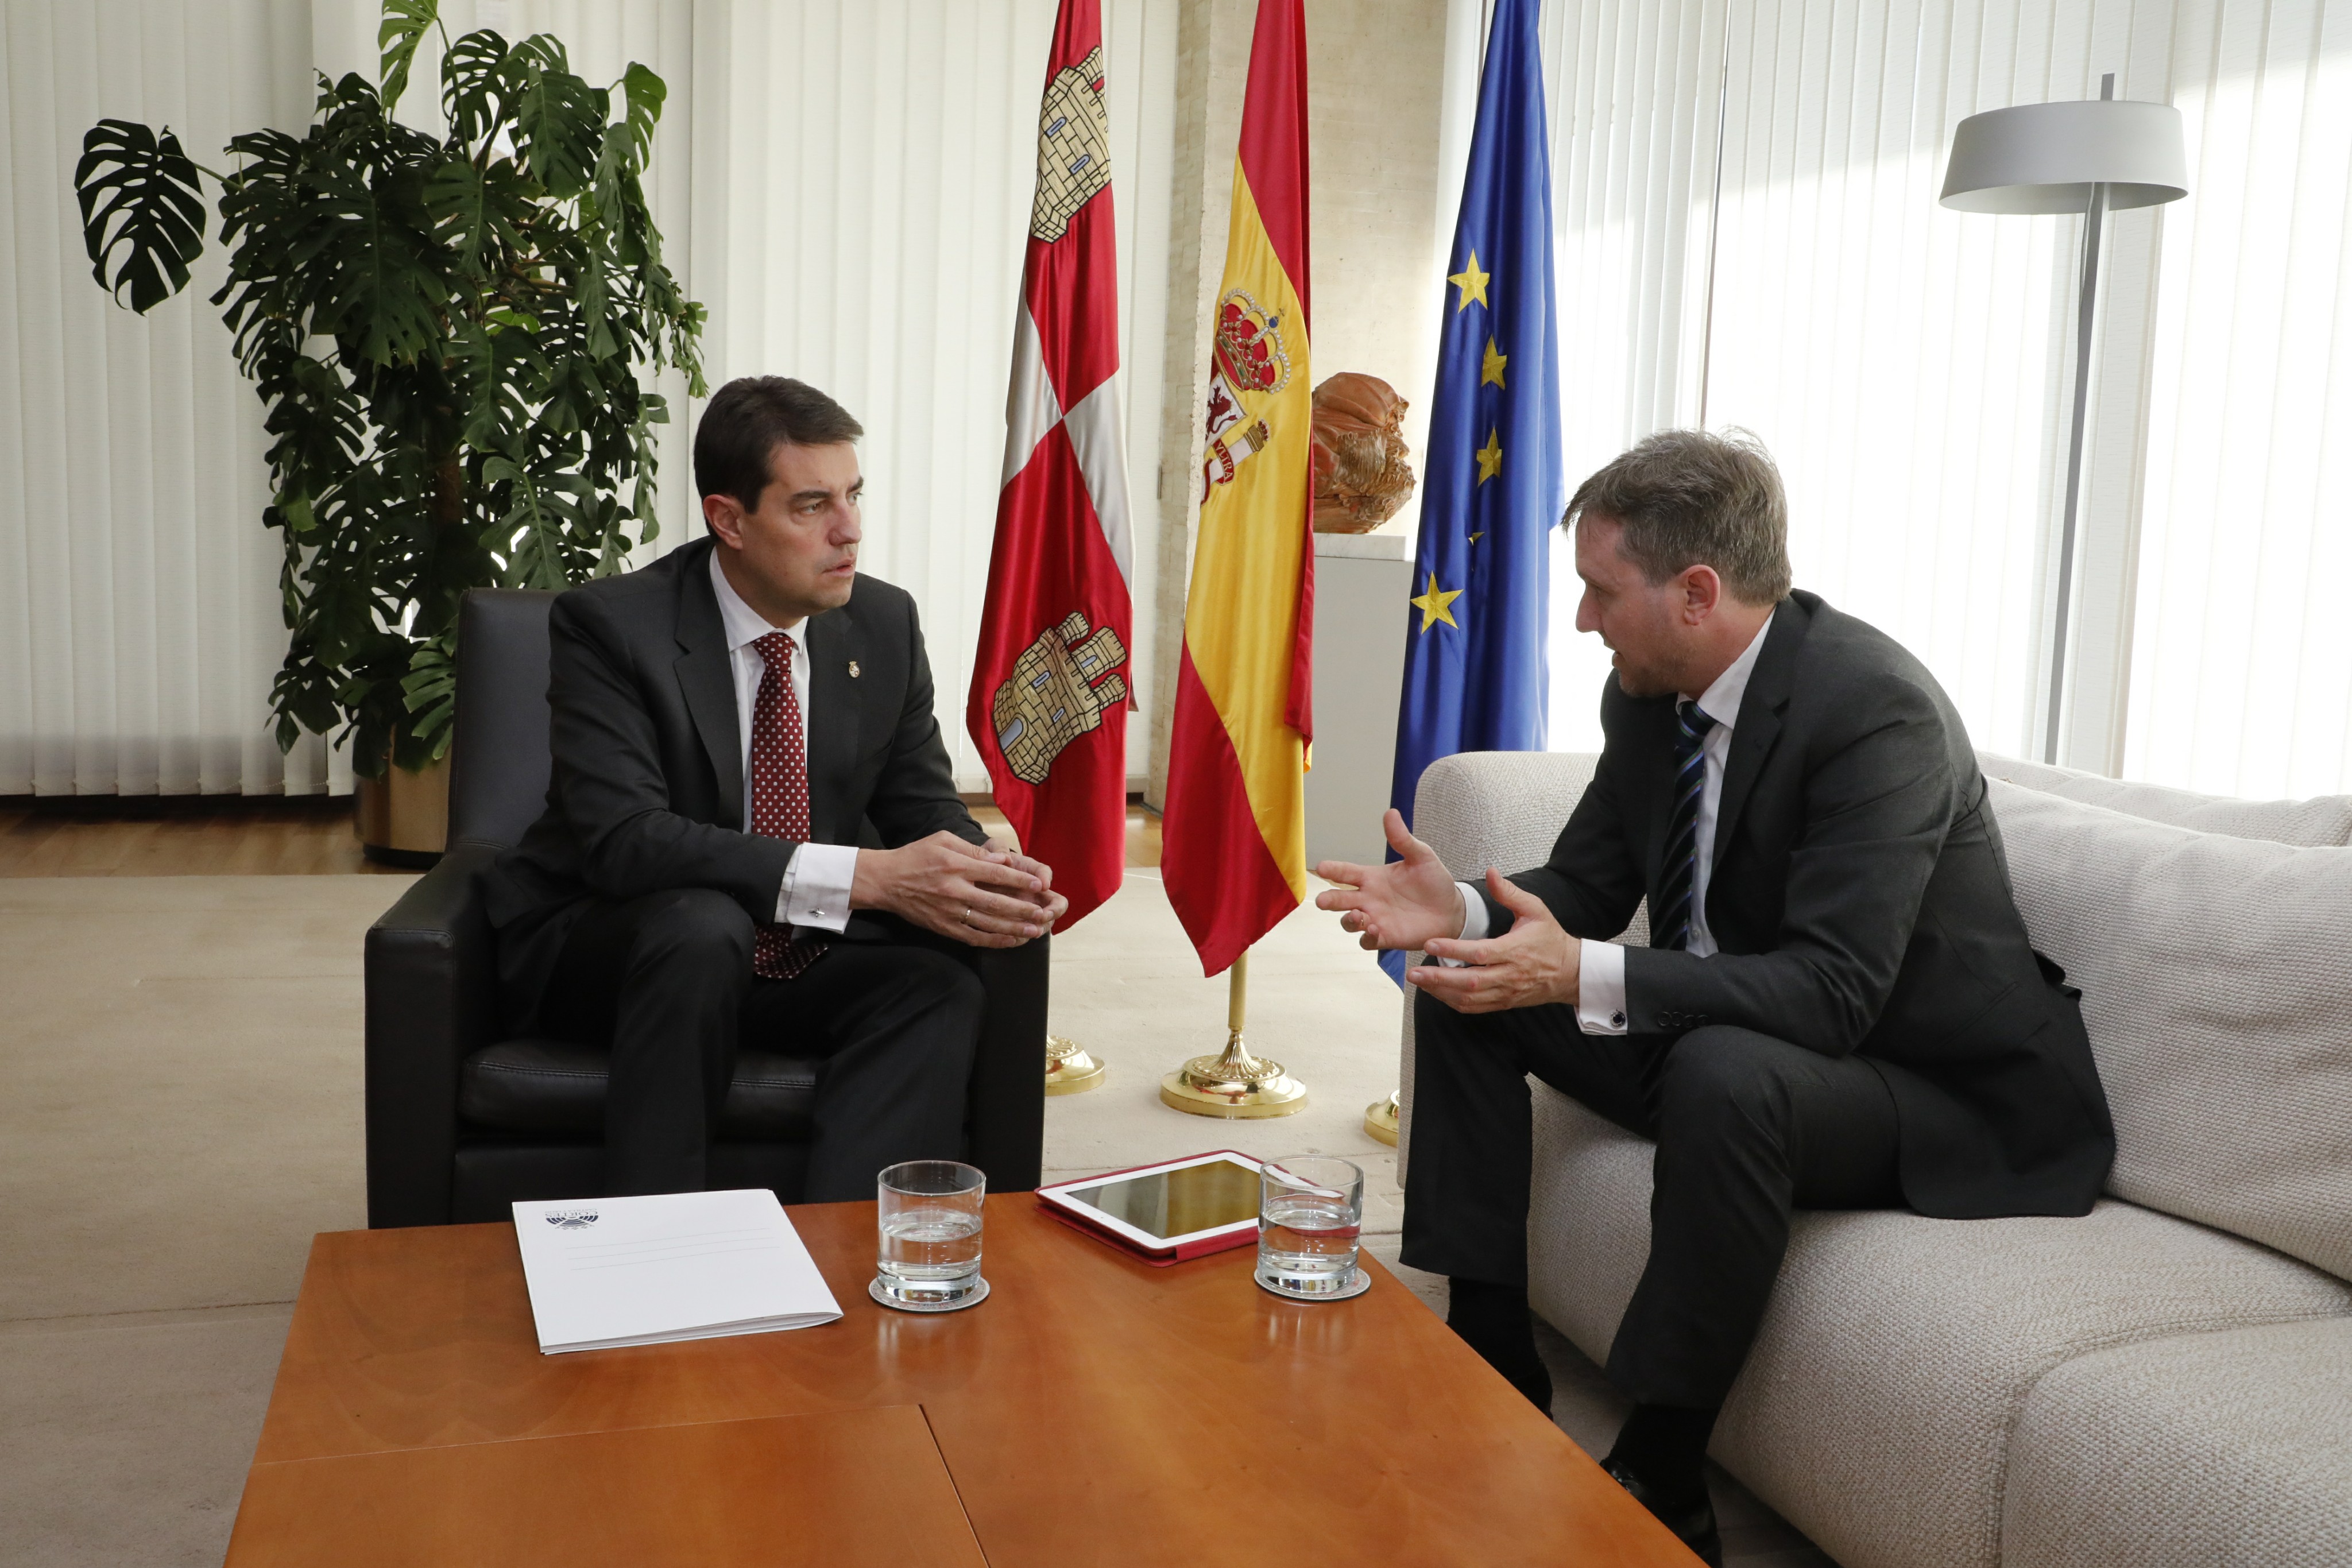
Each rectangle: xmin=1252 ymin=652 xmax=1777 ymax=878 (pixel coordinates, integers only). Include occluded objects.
xmin=1535 ymin=0 xmax=1722 ymax=750
xmin=1 ymin=0 xmax=324 ymax=796
xmin=1538 ymin=0 xmax=2352 ymax=792
xmin=2123 ymin=0 xmax=2352 ymax=797
xmin=0 ymin=0 xmax=1177 ymax=795
xmin=1702 ymin=0 xmax=2122 ymax=761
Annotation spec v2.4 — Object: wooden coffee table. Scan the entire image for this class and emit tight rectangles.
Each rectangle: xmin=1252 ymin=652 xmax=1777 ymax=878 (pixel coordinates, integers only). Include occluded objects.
xmin=226 ymin=1196 xmax=1697 ymax=1565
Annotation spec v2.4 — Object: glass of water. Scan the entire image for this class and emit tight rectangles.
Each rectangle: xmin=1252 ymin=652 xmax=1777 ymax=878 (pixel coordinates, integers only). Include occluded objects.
xmin=876 ymin=1160 xmax=986 ymax=1308
xmin=1256 ymin=1155 xmax=1364 ymax=1298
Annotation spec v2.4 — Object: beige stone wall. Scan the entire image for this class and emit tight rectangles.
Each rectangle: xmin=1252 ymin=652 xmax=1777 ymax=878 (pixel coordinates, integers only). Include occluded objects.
xmin=1144 ymin=0 xmax=1456 ymax=807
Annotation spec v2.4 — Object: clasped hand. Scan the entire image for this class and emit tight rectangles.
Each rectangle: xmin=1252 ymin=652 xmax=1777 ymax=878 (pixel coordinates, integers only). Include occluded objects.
xmin=852 ymin=830 xmax=1066 ymax=948
xmin=1312 ymin=808 xmax=1580 ymax=1014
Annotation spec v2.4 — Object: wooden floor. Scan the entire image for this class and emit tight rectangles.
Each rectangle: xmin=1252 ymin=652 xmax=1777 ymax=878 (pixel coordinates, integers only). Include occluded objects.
xmin=0 ymin=797 xmax=1162 ymax=876
xmin=0 ymin=796 xmax=393 ymax=877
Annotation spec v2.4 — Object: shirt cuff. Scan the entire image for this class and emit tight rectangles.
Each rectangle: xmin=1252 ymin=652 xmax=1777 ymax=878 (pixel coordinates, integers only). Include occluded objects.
xmin=778 ymin=842 xmax=857 ymax=933
xmin=1454 ymin=881 xmax=1490 ymax=941
xmin=1426 ymin=880 xmax=1491 ymax=967
xmin=1577 ymin=939 xmax=1629 ymax=1035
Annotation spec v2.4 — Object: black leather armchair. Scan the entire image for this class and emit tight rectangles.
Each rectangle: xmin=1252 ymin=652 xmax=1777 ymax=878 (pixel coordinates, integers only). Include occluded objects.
xmin=364 ymin=587 xmax=1048 ymax=1226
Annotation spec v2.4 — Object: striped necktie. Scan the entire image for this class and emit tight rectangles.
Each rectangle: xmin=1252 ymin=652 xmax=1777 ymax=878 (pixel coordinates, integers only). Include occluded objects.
xmin=1653 ymin=699 xmax=1717 ymax=953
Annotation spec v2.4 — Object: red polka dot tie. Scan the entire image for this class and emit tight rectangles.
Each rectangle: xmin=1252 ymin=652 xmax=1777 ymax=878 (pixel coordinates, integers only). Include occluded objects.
xmin=749 ymin=632 xmax=825 ymax=980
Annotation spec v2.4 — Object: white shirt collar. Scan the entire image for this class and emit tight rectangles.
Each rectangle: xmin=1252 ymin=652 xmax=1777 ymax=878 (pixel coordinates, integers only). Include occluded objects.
xmin=708 ymin=547 xmax=807 ymax=652
xmin=1691 ymin=607 xmax=1776 ymax=731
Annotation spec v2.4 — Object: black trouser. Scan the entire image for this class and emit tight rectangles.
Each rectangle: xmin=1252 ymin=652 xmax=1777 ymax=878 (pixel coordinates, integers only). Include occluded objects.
xmin=539 ymin=887 xmax=984 ymax=1202
xmin=1402 ymin=988 xmax=1902 ymax=1408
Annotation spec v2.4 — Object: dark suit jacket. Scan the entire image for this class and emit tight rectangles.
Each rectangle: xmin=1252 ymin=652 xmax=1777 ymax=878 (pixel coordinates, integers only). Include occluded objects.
xmin=1484 ymin=590 xmax=2115 ymax=1219
xmin=485 ymin=536 xmax=983 ymax=1024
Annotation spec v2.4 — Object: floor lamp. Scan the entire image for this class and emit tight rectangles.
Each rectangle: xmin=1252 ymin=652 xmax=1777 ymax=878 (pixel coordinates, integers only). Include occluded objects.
xmin=1941 ymin=77 xmax=2187 ymax=765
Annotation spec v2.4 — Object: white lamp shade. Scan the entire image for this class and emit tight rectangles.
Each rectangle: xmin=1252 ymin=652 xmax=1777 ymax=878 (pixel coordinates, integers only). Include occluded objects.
xmin=1941 ymin=99 xmax=2188 ymax=214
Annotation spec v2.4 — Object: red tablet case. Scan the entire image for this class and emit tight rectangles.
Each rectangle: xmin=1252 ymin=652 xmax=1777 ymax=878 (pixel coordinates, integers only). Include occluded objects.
xmin=1035 ymin=1151 xmax=1263 ymax=1267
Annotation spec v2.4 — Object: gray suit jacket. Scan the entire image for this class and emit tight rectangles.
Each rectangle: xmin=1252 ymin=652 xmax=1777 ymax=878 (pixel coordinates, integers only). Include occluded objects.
xmin=485 ymin=537 xmax=982 ymax=1022
xmin=1483 ymin=590 xmax=2115 ymax=1219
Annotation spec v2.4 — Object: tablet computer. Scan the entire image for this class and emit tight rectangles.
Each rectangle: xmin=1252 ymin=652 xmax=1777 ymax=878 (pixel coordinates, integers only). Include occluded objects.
xmin=1035 ymin=1151 xmax=1264 ymax=1261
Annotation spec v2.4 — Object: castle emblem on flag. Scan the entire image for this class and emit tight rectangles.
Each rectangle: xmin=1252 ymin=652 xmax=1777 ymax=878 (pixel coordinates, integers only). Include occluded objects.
xmin=1029 ymin=47 xmax=1112 ymax=242
xmin=992 ymin=612 xmax=1130 ymax=784
xmin=1200 ymin=288 xmax=1292 ymax=500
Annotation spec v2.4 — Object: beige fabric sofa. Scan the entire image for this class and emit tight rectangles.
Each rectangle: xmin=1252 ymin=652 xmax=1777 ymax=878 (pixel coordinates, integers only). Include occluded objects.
xmin=1394 ymin=750 xmax=2352 ymax=1567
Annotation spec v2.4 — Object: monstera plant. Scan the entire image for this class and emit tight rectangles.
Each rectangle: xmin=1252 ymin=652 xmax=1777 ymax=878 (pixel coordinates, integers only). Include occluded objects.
xmin=72 ymin=0 xmax=705 ymax=776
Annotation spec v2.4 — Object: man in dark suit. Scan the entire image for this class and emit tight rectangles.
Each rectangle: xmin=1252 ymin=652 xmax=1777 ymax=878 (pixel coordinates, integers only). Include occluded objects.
xmin=1316 ymin=430 xmax=2113 ymax=1563
xmin=486 ymin=376 xmax=1066 ymax=1202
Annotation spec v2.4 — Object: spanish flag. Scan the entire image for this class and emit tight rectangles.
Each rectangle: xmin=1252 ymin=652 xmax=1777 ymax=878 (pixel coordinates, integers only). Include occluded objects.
xmin=1161 ymin=0 xmax=1312 ymax=977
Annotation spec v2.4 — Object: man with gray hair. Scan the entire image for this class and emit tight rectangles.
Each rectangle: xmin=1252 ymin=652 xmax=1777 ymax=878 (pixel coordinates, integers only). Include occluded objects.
xmin=1317 ymin=429 xmax=2114 ymax=1563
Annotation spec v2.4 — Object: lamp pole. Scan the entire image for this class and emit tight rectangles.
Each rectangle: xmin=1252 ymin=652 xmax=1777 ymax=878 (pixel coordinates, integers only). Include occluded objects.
xmin=2043 ymin=72 xmax=2117 ymax=766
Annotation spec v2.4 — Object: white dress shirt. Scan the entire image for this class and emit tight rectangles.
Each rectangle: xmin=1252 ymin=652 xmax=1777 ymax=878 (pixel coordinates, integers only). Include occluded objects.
xmin=1453 ymin=609 xmax=1777 ymax=1035
xmin=709 ymin=551 xmax=857 ymax=934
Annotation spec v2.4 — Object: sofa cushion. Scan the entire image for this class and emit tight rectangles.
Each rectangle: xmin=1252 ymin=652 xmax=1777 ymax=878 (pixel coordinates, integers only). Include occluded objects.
xmin=1989 ymin=780 xmax=2352 ymax=1281
xmin=1526 ymin=1088 xmax=2352 ymax=1568
xmin=2002 ymin=1320 xmax=2352 ymax=1567
xmin=459 ymin=1039 xmax=818 ymax=1141
xmin=1979 ymin=751 xmax=2352 ymax=846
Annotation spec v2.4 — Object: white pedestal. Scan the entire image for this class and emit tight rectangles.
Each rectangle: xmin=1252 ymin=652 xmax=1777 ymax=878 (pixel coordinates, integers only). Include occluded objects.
xmin=1305 ymin=531 xmax=1411 ymax=870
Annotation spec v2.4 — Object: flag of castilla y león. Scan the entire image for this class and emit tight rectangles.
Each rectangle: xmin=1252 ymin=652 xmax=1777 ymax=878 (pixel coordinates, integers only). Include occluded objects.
xmin=966 ymin=0 xmax=1136 ymax=932
xmin=1161 ymin=0 xmax=1313 ymax=977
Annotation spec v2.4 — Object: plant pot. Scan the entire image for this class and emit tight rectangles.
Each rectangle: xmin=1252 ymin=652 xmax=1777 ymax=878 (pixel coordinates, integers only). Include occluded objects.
xmin=354 ymin=753 xmax=451 ymax=868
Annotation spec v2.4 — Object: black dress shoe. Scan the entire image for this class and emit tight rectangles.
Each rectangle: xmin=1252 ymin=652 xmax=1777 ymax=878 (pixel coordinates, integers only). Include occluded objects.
xmin=1601 ymin=1457 xmax=1723 ymax=1567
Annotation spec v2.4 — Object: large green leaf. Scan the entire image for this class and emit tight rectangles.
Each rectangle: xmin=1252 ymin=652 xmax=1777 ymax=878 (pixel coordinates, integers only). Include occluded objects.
xmin=305 ymin=162 xmax=447 ymax=366
xmin=400 ymin=636 xmax=459 ymax=759
xmin=441 ymin=28 xmax=510 ymax=146
xmin=487 ymin=452 xmax=576 ymax=590
xmin=510 ymin=38 xmax=606 ymax=200
xmin=616 ymin=63 xmax=664 ymax=175
xmin=378 ymin=0 xmax=439 ymax=115
xmin=424 ymin=155 xmax=531 ymax=277
xmin=74 ymin=119 xmax=208 ymax=312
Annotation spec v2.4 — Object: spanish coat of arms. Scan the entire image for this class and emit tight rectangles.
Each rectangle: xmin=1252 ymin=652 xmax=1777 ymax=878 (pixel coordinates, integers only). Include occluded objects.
xmin=1198 ymin=288 xmax=1293 ymax=501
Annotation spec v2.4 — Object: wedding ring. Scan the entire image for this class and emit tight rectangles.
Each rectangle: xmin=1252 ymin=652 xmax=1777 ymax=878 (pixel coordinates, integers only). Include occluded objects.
xmin=961 ymin=906 xmax=972 ymax=926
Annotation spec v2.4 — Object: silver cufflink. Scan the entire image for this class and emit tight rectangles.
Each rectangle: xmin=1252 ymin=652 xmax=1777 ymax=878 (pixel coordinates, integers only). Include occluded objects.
xmin=848 ymin=660 xmax=861 ymax=677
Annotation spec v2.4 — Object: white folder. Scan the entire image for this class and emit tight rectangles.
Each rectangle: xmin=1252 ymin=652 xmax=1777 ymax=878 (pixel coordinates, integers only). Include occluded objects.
xmin=512 ymin=1188 xmax=844 ymax=1354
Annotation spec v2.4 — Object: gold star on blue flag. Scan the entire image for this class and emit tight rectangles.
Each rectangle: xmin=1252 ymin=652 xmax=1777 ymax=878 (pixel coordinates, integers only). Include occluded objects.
xmin=1410 ymin=574 xmax=1464 ymax=632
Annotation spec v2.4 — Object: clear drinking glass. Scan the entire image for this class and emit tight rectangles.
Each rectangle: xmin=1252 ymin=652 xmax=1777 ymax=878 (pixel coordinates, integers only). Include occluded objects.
xmin=876 ymin=1160 xmax=986 ymax=1307
xmin=1256 ymin=1155 xmax=1364 ymax=1297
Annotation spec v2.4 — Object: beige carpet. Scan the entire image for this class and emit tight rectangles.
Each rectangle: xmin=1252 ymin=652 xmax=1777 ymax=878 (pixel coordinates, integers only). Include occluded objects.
xmin=0 ymin=869 xmax=1828 ymax=1567
xmin=0 ymin=876 xmax=389 ymax=1567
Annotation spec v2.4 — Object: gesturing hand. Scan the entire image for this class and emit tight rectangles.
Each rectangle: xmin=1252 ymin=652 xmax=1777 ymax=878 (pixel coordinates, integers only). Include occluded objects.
xmin=1313 ymin=809 xmax=1468 ymax=953
xmin=1409 ymin=869 xmax=1582 ymax=1014
xmin=853 ymin=831 xmax=1053 ymax=948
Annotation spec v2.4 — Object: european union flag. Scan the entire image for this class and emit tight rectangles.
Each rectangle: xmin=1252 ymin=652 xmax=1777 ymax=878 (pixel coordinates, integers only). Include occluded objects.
xmin=1382 ymin=0 xmax=1562 ymax=982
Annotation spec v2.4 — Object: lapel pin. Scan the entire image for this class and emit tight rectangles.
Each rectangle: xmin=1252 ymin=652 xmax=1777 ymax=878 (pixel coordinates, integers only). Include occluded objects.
xmin=848 ymin=660 xmax=861 ymax=678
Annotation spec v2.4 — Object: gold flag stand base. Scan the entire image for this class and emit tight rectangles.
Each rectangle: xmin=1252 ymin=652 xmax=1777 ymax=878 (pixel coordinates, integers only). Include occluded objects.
xmin=1043 ymin=1035 xmax=1107 ymax=1096
xmin=1363 ymin=1091 xmax=1400 ymax=1146
xmin=1158 ymin=951 xmax=1307 ymax=1119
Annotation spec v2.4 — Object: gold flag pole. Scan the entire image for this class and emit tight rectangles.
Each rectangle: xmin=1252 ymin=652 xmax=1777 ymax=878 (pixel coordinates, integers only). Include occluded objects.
xmin=1363 ymin=1090 xmax=1399 ymax=1145
xmin=1159 ymin=948 xmax=1307 ymax=1117
xmin=1043 ymin=1034 xmax=1107 ymax=1095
